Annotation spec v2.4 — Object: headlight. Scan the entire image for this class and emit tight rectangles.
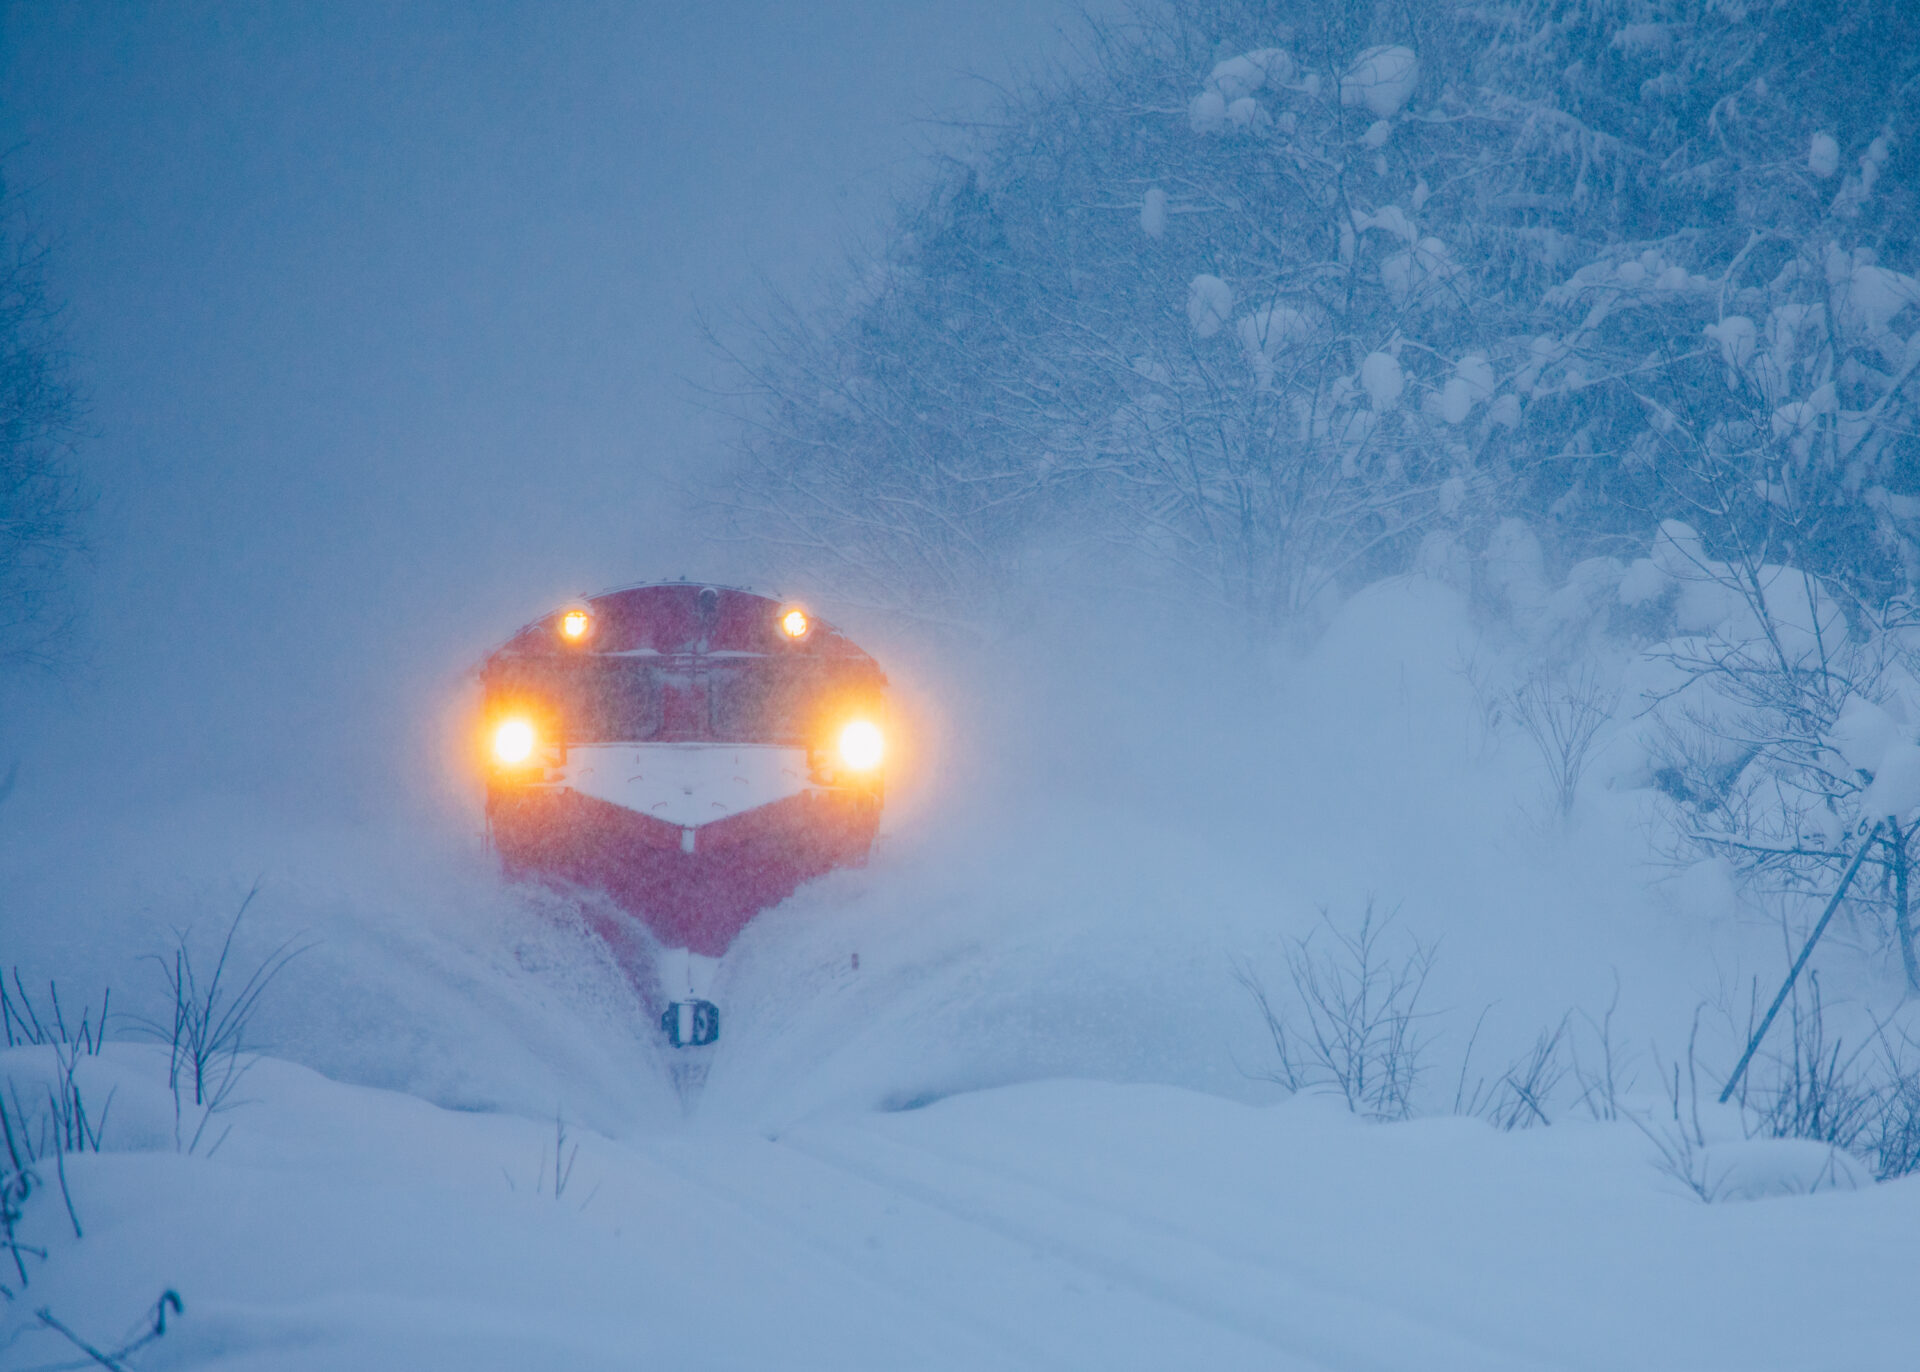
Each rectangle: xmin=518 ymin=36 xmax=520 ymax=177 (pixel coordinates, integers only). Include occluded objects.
xmin=780 ymin=607 xmax=810 ymax=639
xmin=493 ymin=717 xmax=537 ymax=766
xmin=838 ymin=720 xmax=883 ymax=771
xmin=559 ymin=609 xmax=591 ymax=641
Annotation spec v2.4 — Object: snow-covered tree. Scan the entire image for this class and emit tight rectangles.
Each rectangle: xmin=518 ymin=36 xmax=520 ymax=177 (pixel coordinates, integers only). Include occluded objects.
xmin=717 ymin=0 xmax=1920 ymax=632
xmin=1506 ymin=0 xmax=1920 ymax=602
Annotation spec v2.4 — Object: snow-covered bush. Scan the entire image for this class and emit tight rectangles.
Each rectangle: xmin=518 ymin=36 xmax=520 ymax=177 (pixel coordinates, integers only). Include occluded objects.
xmin=1694 ymin=980 xmax=1920 ymax=1188
xmin=1236 ymin=909 xmax=1920 ymax=1185
xmin=1447 ymin=502 xmax=1920 ymax=984
xmin=1509 ymin=664 xmax=1619 ymax=818
xmin=1869 ymin=1059 xmax=1920 ymax=1180
xmin=1457 ymin=1017 xmax=1574 ymax=1131
xmin=0 ymin=918 xmax=294 ymax=1356
xmin=0 ymin=975 xmax=108 ymax=1294
xmin=1573 ymin=518 xmax=1920 ymax=984
xmin=1237 ymin=903 xmax=1435 ymax=1120
xmin=140 ymin=892 xmax=308 ymax=1155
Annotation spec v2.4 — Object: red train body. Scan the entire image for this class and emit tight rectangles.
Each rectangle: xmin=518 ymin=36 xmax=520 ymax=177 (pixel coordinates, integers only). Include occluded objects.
xmin=479 ymin=583 xmax=885 ymax=960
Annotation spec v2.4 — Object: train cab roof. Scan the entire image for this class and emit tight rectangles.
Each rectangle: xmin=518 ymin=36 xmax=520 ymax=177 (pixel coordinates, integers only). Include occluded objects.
xmin=488 ymin=581 xmax=880 ymax=667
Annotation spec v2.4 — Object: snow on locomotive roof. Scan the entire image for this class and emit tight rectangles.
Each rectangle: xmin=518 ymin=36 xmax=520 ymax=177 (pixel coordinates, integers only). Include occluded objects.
xmin=558 ymin=576 xmax=764 ymax=606
xmin=487 ymin=581 xmax=878 ymax=665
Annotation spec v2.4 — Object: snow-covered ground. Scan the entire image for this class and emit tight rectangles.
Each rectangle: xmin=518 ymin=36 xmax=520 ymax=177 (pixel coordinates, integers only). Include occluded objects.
xmin=6 ymin=576 xmax=1920 ymax=1368
xmin=12 ymin=1050 xmax=1917 ymax=1371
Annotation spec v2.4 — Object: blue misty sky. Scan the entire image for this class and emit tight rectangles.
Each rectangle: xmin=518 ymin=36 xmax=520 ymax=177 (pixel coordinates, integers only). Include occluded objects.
xmin=0 ymin=1 xmax=1083 ymax=823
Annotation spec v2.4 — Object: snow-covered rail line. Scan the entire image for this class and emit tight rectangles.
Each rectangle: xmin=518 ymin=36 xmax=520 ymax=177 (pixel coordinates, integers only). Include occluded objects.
xmin=639 ymin=1127 xmax=1296 ymax=1370
xmin=634 ymin=1132 xmax=1057 ymax=1370
xmin=779 ymin=1119 xmax=1574 ymax=1372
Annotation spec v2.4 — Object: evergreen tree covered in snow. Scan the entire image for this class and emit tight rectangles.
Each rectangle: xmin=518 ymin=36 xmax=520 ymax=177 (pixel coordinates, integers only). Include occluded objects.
xmin=720 ymin=0 xmax=1920 ymax=629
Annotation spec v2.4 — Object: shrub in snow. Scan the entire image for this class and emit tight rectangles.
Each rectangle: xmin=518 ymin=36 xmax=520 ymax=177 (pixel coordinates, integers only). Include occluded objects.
xmin=1237 ymin=903 xmax=1434 ymax=1121
xmin=127 ymin=891 xmax=308 ymax=1154
xmin=1448 ymin=491 xmax=1920 ymax=988
xmin=1871 ymin=1068 xmax=1920 ymax=1179
xmin=0 ymin=907 xmax=311 ymax=1359
xmin=1638 ymin=1093 xmax=1872 ymax=1203
xmin=1 ymin=976 xmax=112 ymax=1297
xmin=1509 ymin=664 xmax=1619 ymax=819
xmin=1627 ymin=544 xmax=1920 ymax=979
xmin=1713 ymin=976 xmax=1920 ymax=1185
xmin=1453 ymin=1016 xmax=1577 ymax=1131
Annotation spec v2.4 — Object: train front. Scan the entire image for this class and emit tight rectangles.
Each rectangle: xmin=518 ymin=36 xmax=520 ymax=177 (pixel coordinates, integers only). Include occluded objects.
xmin=478 ymin=583 xmax=886 ymax=1045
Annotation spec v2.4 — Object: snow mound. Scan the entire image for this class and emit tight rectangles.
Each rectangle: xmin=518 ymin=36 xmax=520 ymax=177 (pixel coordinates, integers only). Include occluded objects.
xmin=1206 ymin=48 xmax=1294 ymax=100
xmin=1186 ymin=274 xmax=1233 ymax=337
xmin=1360 ymin=350 xmax=1405 ymax=410
xmin=1695 ymin=1137 xmax=1873 ymax=1202
xmin=1139 ymin=186 xmax=1167 ymax=238
xmin=1353 ymin=203 xmax=1417 ymax=242
xmin=1381 ymin=236 xmax=1459 ymax=309
xmin=1236 ymin=303 xmax=1317 ymax=385
xmin=1809 ymin=131 xmax=1840 ymax=178
xmin=1188 ymin=88 xmax=1226 ymax=134
xmin=1340 ymin=45 xmax=1419 ymax=119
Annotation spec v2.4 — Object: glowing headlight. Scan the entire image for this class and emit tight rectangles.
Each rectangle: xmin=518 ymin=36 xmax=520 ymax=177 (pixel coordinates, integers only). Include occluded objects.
xmin=560 ymin=609 xmax=591 ymax=641
xmin=838 ymin=719 xmax=884 ymax=771
xmin=780 ymin=608 xmax=809 ymax=639
xmin=493 ymin=717 xmax=537 ymax=766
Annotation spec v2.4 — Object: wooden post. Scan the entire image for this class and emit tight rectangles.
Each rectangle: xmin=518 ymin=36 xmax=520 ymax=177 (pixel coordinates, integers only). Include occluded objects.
xmin=1720 ymin=821 xmax=1883 ymax=1104
xmin=1892 ymin=817 xmax=1920 ymax=994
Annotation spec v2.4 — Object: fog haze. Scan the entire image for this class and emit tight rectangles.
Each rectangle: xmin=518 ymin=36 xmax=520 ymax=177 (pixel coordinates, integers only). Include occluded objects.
xmin=0 ymin=1 xmax=1079 ymax=822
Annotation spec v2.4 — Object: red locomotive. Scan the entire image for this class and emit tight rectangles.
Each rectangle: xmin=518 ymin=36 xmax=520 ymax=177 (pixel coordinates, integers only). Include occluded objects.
xmin=478 ymin=582 xmax=886 ymax=1045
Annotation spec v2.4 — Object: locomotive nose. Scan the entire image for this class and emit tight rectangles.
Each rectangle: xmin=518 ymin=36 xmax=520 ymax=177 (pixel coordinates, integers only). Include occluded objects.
xmin=477 ymin=583 xmax=888 ymax=1003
